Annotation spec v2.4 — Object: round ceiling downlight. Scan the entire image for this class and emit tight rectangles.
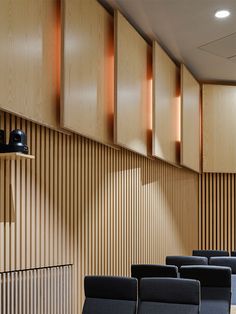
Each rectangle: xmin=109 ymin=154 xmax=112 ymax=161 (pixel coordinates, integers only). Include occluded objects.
xmin=215 ymin=10 xmax=231 ymax=18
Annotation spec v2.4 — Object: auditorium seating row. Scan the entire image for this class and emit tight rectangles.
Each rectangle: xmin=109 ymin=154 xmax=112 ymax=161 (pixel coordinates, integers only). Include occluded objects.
xmin=82 ymin=275 xmax=201 ymax=314
xmin=82 ymin=266 xmax=231 ymax=314
xmin=82 ymin=250 xmax=236 ymax=314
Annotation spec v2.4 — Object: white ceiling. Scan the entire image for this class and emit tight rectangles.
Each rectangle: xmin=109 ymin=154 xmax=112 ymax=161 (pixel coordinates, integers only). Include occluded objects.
xmin=102 ymin=0 xmax=236 ymax=82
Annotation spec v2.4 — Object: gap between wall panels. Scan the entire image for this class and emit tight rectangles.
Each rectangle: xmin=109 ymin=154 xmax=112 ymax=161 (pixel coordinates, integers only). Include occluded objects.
xmin=0 ymin=111 xmax=198 ymax=312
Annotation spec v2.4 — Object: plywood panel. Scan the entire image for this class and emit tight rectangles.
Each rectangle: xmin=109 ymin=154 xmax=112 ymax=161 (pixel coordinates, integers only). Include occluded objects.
xmin=61 ymin=0 xmax=114 ymax=146
xmin=180 ymin=64 xmax=200 ymax=172
xmin=203 ymin=84 xmax=236 ymax=173
xmin=0 ymin=110 xmax=198 ymax=312
xmin=199 ymin=173 xmax=236 ymax=252
xmin=152 ymin=41 xmax=180 ymax=165
xmin=114 ymin=10 xmax=152 ymax=156
xmin=0 ymin=0 xmax=59 ymax=129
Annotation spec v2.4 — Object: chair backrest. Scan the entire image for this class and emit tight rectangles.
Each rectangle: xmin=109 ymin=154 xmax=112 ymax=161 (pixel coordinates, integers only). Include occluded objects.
xmin=132 ymin=264 xmax=178 ymax=296
xmin=193 ymin=249 xmax=229 ymax=260
xmin=209 ymin=257 xmax=236 ymax=274
xmin=180 ymin=265 xmax=231 ymax=287
xmin=231 ymin=251 xmax=236 ymax=257
xmin=138 ymin=278 xmax=200 ymax=314
xmin=82 ymin=276 xmax=137 ymax=314
xmin=166 ymin=256 xmax=208 ymax=269
xmin=131 ymin=264 xmax=178 ymax=280
xmin=180 ymin=266 xmax=231 ymax=314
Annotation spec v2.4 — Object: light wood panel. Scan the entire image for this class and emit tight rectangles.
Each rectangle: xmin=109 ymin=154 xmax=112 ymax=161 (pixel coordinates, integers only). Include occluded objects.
xmin=199 ymin=173 xmax=236 ymax=251
xmin=61 ymin=0 xmax=114 ymax=146
xmin=0 ymin=111 xmax=198 ymax=312
xmin=114 ymin=10 xmax=152 ymax=156
xmin=152 ymin=41 xmax=180 ymax=166
xmin=0 ymin=265 xmax=72 ymax=314
xmin=203 ymin=84 xmax=236 ymax=173
xmin=0 ymin=0 xmax=59 ymax=130
xmin=180 ymin=64 xmax=200 ymax=172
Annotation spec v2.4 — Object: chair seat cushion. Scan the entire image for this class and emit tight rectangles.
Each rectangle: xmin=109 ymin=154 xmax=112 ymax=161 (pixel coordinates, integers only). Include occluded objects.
xmin=83 ymin=298 xmax=137 ymax=314
xmin=201 ymin=299 xmax=229 ymax=314
xmin=201 ymin=288 xmax=230 ymax=314
xmin=138 ymin=302 xmax=199 ymax=314
xmin=232 ymin=275 xmax=236 ymax=305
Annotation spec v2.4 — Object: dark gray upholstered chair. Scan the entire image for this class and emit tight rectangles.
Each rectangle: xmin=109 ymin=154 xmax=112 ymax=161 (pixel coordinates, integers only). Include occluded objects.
xmin=138 ymin=277 xmax=200 ymax=314
xmin=193 ymin=250 xmax=229 ymax=261
xmin=166 ymin=256 xmax=208 ymax=270
xmin=232 ymin=251 xmax=236 ymax=257
xmin=82 ymin=276 xmax=138 ymax=314
xmin=210 ymin=257 xmax=236 ymax=304
xmin=180 ymin=265 xmax=232 ymax=314
xmin=131 ymin=264 xmax=178 ymax=294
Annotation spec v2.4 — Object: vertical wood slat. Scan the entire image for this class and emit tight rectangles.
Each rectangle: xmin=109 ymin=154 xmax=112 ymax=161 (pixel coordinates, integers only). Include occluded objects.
xmin=199 ymin=173 xmax=236 ymax=251
xmin=0 ymin=265 xmax=72 ymax=314
xmin=0 ymin=110 xmax=198 ymax=312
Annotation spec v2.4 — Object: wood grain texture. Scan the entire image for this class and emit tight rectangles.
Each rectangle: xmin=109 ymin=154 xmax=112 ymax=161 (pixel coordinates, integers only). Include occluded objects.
xmin=199 ymin=173 xmax=236 ymax=252
xmin=61 ymin=0 xmax=114 ymax=146
xmin=0 ymin=111 xmax=198 ymax=312
xmin=152 ymin=41 xmax=180 ymax=166
xmin=114 ymin=10 xmax=152 ymax=156
xmin=180 ymin=64 xmax=200 ymax=173
xmin=203 ymin=84 xmax=236 ymax=173
xmin=0 ymin=0 xmax=59 ymax=130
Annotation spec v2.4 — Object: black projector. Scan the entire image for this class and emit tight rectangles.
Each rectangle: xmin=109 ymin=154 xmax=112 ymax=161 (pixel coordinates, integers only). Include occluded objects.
xmin=0 ymin=129 xmax=29 ymax=154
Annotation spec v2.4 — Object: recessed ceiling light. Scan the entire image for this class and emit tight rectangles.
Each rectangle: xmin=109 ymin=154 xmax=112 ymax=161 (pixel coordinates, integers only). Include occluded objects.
xmin=215 ymin=9 xmax=231 ymax=19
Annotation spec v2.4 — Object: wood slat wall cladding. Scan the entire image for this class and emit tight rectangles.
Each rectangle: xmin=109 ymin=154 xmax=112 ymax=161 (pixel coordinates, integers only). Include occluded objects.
xmin=0 ymin=111 xmax=198 ymax=312
xmin=0 ymin=265 xmax=72 ymax=314
xmin=199 ymin=173 xmax=236 ymax=251
xmin=0 ymin=0 xmax=60 ymax=130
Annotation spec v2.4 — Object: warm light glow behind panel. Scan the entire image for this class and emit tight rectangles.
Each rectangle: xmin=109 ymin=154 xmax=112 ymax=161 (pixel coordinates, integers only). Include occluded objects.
xmin=61 ymin=0 xmax=114 ymax=146
xmin=0 ymin=111 xmax=198 ymax=312
xmin=0 ymin=0 xmax=59 ymax=129
xmin=181 ymin=65 xmax=200 ymax=173
xmin=114 ymin=11 xmax=152 ymax=156
xmin=203 ymin=84 xmax=236 ymax=173
xmin=152 ymin=41 xmax=180 ymax=166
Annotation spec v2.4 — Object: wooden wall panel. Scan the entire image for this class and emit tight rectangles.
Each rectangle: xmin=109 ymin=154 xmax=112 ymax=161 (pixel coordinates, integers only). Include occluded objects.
xmin=199 ymin=173 xmax=236 ymax=252
xmin=203 ymin=84 xmax=236 ymax=173
xmin=0 ymin=111 xmax=198 ymax=312
xmin=0 ymin=0 xmax=59 ymax=130
xmin=152 ymin=41 xmax=180 ymax=165
xmin=114 ymin=11 xmax=152 ymax=156
xmin=61 ymin=0 xmax=114 ymax=146
xmin=0 ymin=265 xmax=72 ymax=314
xmin=180 ymin=65 xmax=200 ymax=172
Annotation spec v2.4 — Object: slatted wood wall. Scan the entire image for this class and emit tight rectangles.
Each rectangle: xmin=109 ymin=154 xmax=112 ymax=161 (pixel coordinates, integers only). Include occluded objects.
xmin=199 ymin=173 xmax=236 ymax=251
xmin=0 ymin=265 xmax=72 ymax=313
xmin=0 ymin=111 xmax=198 ymax=312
